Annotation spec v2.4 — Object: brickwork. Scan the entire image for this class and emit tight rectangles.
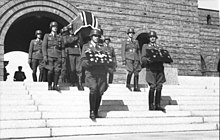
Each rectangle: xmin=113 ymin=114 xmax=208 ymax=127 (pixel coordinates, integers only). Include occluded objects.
xmin=0 ymin=0 xmax=219 ymax=81
xmin=198 ymin=8 xmax=220 ymax=76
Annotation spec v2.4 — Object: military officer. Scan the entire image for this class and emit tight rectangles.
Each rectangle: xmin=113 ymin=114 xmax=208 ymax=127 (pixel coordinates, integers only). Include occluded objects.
xmin=59 ymin=26 xmax=69 ymax=83
xmin=121 ymin=28 xmax=141 ymax=92
xmin=141 ymin=31 xmax=166 ymax=112
xmin=28 ymin=30 xmax=44 ymax=82
xmin=103 ymin=36 xmax=117 ymax=84
xmin=63 ymin=24 xmax=84 ymax=90
xmin=42 ymin=21 xmax=65 ymax=91
xmin=81 ymin=29 xmax=109 ymax=121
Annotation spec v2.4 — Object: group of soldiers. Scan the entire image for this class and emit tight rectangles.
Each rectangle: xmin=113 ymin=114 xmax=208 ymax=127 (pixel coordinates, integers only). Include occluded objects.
xmin=28 ymin=22 xmax=117 ymax=91
xmin=28 ymin=21 xmax=167 ymax=120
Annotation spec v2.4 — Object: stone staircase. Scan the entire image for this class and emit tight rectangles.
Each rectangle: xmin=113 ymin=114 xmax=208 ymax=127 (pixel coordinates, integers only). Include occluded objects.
xmin=0 ymin=76 xmax=219 ymax=139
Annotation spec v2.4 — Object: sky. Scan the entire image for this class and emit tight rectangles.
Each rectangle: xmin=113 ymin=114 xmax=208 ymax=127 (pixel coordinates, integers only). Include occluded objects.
xmin=198 ymin=0 xmax=219 ymax=10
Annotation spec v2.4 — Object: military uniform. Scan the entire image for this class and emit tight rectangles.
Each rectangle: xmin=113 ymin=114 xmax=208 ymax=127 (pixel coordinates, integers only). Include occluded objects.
xmin=103 ymin=37 xmax=117 ymax=83
xmin=28 ymin=30 xmax=44 ymax=82
xmin=42 ymin=21 xmax=65 ymax=91
xmin=64 ymin=33 xmax=84 ymax=90
xmin=81 ymin=29 xmax=109 ymax=120
xmin=121 ymin=28 xmax=141 ymax=91
xmin=141 ymin=31 xmax=166 ymax=112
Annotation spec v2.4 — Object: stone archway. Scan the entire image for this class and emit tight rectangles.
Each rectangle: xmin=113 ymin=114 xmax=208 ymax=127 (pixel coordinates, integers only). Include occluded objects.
xmin=0 ymin=0 xmax=79 ymax=80
xmin=134 ymin=29 xmax=149 ymax=53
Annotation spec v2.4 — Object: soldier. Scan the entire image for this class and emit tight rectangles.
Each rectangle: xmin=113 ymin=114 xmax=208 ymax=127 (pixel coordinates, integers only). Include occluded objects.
xmin=81 ymin=29 xmax=109 ymax=121
xmin=63 ymin=24 xmax=84 ymax=90
xmin=141 ymin=31 xmax=166 ymax=112
xmin=28 ymin=30 xmax=44 ymax=82
xmin=103 ymin=36 xmax=117 ymax=84
xmin=13 ymin=66 xmax=26 ymax=81
xmin=59 ymin=26 xmax=69 ymax=83
xmin=121 ymin=28 xmax=141 ymax=92
xmin=42 ymin=21 xmax=65 ymax=91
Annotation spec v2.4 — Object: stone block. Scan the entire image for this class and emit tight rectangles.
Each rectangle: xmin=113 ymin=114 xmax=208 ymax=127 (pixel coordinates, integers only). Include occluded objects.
xmin=139 ymin=66 xmax=179 ymax=85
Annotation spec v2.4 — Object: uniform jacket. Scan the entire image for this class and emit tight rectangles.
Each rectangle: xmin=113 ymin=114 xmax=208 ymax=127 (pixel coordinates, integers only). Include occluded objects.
xmin=103 ymin=44 xmax=117 ymax=65
xmin=28 ymin=39 xmax=43 ymax=59
xmin=121 ymin=38 xmax=141 ymax=61
xmin=141 ymin=43 xmax=164 ymax=71
xmin=63 ymin=34 xmax=81 ymax=55
xmin=81 ymin=41 xmax=108 ymax=74
xmin=42 ymin=33 xmax=65 ymax=58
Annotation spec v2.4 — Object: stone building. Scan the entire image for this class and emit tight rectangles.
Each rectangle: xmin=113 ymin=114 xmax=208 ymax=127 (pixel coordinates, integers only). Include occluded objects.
xmin=0 ymin=0 xmax=219 ymax=81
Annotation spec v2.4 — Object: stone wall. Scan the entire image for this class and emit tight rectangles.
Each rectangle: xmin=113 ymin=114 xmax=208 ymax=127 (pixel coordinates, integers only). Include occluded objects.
xmin=198 ymin=8 xmax=220 ymax=76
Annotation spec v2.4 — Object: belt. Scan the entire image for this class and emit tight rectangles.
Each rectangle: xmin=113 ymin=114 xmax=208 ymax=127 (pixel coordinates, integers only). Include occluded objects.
xmin=48 ymin=46 xmax=61 ymax=50
xmin=126 ymin=49 xmax=136 ymax=53
xmin=33 ymin=50 xmax=42 ymax=53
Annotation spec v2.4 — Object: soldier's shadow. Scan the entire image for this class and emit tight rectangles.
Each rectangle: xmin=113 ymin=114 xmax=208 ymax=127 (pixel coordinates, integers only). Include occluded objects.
xmin=99 ymin=100 xmax=129 ymax=118
xmin=161 ymin=96 xmax=178 ymax=107
xmin=99 ymin=96 xmax=178 ymax=117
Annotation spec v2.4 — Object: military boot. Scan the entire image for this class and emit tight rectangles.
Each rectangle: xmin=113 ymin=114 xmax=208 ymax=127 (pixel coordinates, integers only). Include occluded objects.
xmin=53 ymin=73 xmax=60 ymax=92
xmin=38 ymin=70 xmax=44 ymax=82
xmin=32 ymin=73 xmax=37 ymax=82
xmin=149 ymin=89 xmax=155 ymax=110
xmin=89 ymin=93 xmax=96 ymax=121
xmin=47 ymin=72 xmax=53 ymax=90
xmin=155 ymin=89 xmax=165 ymax=112
xmin=108 ymin=73 xmax=113 ymax=84
xmin=95 ymin=95 xmax=102 ymax=118
xmin=77 ymin=76 xmax=84 ymax=91
xmin=133 ymin=75 xmax=141 ymax=92
xmin=126 ymin=73 xmax=132 ymax=91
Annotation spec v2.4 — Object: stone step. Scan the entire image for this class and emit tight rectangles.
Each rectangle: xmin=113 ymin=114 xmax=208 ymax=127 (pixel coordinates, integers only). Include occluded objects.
xmin=0 ymin=94 xmax=31 ymax=100
xmin=0 ymin=105 xmax=38 ymax=112
xmin=0 ymin=117 xmax=209 ymax=129
xmin=6 ymin=131 xmax=219 ymax=140
xmin=27 ymin=104 xmax=218 ymax=112
xmin=46 ymin=117 xmax=204 ymax=127
xmin=203 ymin=116 xmax=219 ymax=123
xmin=34 ymin=100 xmax=219 ymax=106
xmin=51 ymin=123 xmax=218 ymax=137
xmin=0 ymin=119 xmax=47 ymax=129
xmin=23 ymin=81 xmax=219 ymax=89
xmin=0 ymin=89 xmax=28 ymax=95
xmin=0 ymin=123 xmax=218 ymax=139
xmin=30 ymin=95 xmax=219 ymax=101
xmin=41 ymin=111 xmax=192 ymax=119
xmin=0 ymin=100 xmax=35 ymax=105
xmin=0 ymin=112 xmax=42 ymax=120
xmin=178 ymin=76 xmax=219 ymax=86
xmin=26 ymin=87 xmax=219 ymax=94
xmin=0 ymin=128 xmax=50 ymax=139
xmin=191 ymin=111 xmax=220 ymax=116
xmin=28 ymin=89 xmax=219 ymax=96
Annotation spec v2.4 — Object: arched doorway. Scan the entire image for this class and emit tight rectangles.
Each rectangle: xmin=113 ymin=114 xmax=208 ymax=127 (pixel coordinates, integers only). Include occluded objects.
xmin=136 ymin=32 xmax=149 ymax=53
xmin=4 ymin=11 xmax=68 ymax=54
xmin=0 ymin=0 xmax=79 ymax=81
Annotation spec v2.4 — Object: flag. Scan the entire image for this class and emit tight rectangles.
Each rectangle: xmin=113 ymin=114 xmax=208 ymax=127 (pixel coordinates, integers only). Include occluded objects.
xmin=71 ymin=11 xmax=99 ymax=35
